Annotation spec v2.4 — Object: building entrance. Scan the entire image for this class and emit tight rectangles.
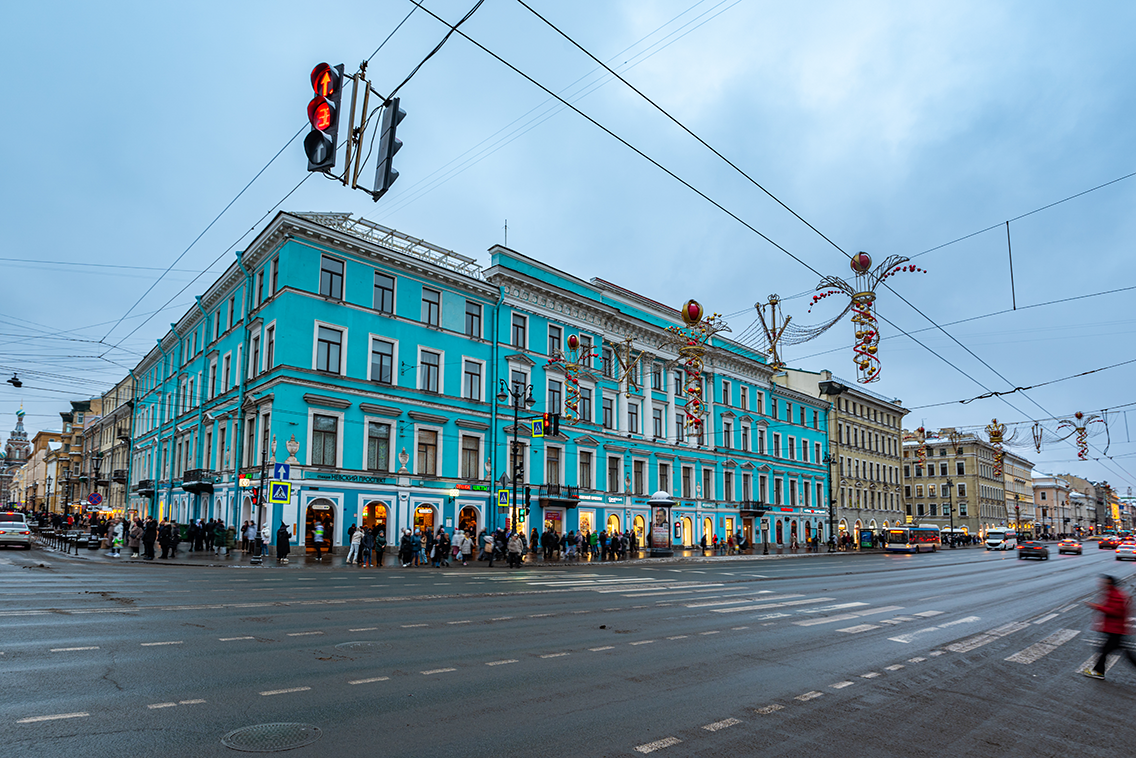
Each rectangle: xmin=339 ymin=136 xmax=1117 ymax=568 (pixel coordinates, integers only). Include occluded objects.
xmin=305 ymin=500 xmax=335 ymax=553
xmin=414 ymin=505 xmax=436 ymax=535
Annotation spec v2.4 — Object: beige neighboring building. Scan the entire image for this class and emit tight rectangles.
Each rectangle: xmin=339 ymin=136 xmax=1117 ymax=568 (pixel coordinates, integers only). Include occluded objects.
xmin=59 ymin=399 xmax=101 ymax=515
xmin=1032 ymin=472 xmax=1072 ymax=537
xmin=98 ymin=376 xmax=134 ymax=515
xmin=902 ymin=427 xmax=1006 ymax=538
xmin=1003 ymin=450 xmax=1035 ymax=537
xmin=18 ymin=430 xmax=65 ymax=512
xmin=773 ymin=369 xmax=908 ymax=546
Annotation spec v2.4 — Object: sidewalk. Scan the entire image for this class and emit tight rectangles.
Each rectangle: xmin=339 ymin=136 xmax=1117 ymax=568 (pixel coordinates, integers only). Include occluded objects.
xmin=34 ymin=539 xmax=985 ymax=570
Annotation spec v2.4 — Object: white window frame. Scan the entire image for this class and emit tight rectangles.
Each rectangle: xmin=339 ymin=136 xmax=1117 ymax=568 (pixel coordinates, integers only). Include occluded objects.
xmin=577 ymin=447 xmax=596 ymax=490
xmin=462 ymin=357 xmax=485 ymax=402
xmin=263 ymin=318 xmax=277 ymax=373
xmin=417 ymin=346 xmax=445 ymax=395
xmin=545 ymin=443 xmax=565 ymax=486
xmin=368 ymin=333 xmax=399 ymax=384
xmin=361 ymin=415 xmax=394 ymax=473
xmin=308 ymin=407 xmax=345 ymax=469
xmin=312 ymin=320 xmax=348 ymax=375
xmin=414 ymin=424 xmax=444 ymax=477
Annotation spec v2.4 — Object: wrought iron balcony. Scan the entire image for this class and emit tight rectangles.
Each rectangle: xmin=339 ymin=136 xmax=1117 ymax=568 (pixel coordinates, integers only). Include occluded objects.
xmin=136 ymin=479 xmax=155 ymax=496
xmin=739 ymin=500 xmax=768 ymax=517
xmin=181 ymin=469 xmax=218 ymax=494
xmin=111 ymin=469 xmax=128 ymax=484
xmin=538 ymin=483 xmax=580 ymax=506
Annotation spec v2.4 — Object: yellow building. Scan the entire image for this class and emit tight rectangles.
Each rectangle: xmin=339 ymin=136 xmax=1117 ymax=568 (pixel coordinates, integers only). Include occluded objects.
xmin=903 ymin=427 xmax=1006 ymax=538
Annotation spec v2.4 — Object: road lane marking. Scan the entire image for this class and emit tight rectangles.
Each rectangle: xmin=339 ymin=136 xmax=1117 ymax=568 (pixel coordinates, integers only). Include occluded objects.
xmin=1077 ymin=654 xmax=1119 ymax=674
xmin=945 ymin=621 xmax=1029 ymax=652
xmin=147 ymin=703 xmax=177 ymax=709
xmin=422 ymin=668 xmax=457 ymax=675
xmin=836 ymin=624 xmax=880 ymax=634
xmin=589 ymin=646 xmax=614 ymax=651
xmin=731 ymin=626 xmax=750 ymax=630
xmin=219 ymin=637 xmax=255 ymax=641
xmin=666 ymin=635 xmax=688 ymax=640
xmin=929 ymin=650 xmax=946 ymax=656
xmin=635 ymin=737 xmax=682 ymax=753
xmin=141 ymin=641 xmax=183 ymax=646
xmin=448 ymin=620 xmax=471 ymax=625
xmin=260 ymin=687 xmax=311 ymax=696
xmin=885 ymin=664 xmax=905 ymax=671
xmin=179 ymin=699 xmax=206 ymax=705
xmin=700 ymin=631 xmax=720 ymax=635
xmin=702 ymin=718 xmax=741 ymax=731
xmin=349 ymin=628 xmax=377 ymax=632
xmin=491 ymin=617 xmax=513 ymax=621
xmin=1005 ymin=629 xmax=1080 ymax=664
xmin=831 ymin=681 xmax=854 ymax=689
xmin=540 ymin=652 xmax=570 ymax=658
xmin=754 ymin=704 xmax=784 ymax=714
xmin=686 ymin=593 xmax=803 ymax=609
xmin=712 ymin=598 xmax=836 ymax=614
xmin=796 ymin=614 xmax=859 ymax=627
xmin=796 ymin=691 xmax=823 ymax=701
xmin=1033 ymin=613 xmax=1059 ymax=625
xmin=51 ymin=646 xmax=98 ymax=652
xmin=349 ymin=676 xmax=390 ymax=685
xmin=287 ymin=632 xmax=324 ymax=637
xmin=630 ymin=640 xmax=655 ymax=646
xmin=891 ymin=616 xmax=983 ymax=644
xmin=860 ymin=672 xmax=880 ymax=678
xmin=852 ymin=605 xmax=905 ymax=617
xmin=912 ymin=611 xmax=944 ymax=617
xmin=908 ymin=657 xmax=927 ymax=663
xmin=17 ymin=713 xmax=89 ymax=723
xmin=402 ymin=624 xmax=427 ymax=628
xmin=486 ymin=660 xmax=518 ymax=666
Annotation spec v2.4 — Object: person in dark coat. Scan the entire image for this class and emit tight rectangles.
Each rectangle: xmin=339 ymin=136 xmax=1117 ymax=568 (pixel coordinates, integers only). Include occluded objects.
xmin=275 ymin=522 xmax=291 ymax=564
xmin=142 ymin=518 xmax=158 ymax=560
xmin=158 ymin=520 xmax=172 ymax=559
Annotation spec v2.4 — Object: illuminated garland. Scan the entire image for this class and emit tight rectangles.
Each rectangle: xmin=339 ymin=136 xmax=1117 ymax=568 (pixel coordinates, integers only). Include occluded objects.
xmin=662 ymin=299 xmax=730 ymax=433
xmin=986 ymin=419 xmax=1006 ymax=477
xmin=545 ymin=333 xmax=597 ymax=423
xmin=1056 ymin=411 xmax=1105 ymax=461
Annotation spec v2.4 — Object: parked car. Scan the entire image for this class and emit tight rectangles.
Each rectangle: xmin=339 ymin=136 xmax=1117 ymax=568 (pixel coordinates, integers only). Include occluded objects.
xmin=1058 ymin=539 xmax=1083 ymax=555
xmin=0 ymin=512 xmax=33 ymax=549
xmin=1017 ymin=541 xmax=1050 ymax=560
xmin=1099 ymin=535 xmax=1121 ymax=549
xmin=1115 ymin=543 xmax=1136 ymax=561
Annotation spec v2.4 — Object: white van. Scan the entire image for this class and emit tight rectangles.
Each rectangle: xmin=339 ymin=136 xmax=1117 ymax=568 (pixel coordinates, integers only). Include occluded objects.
xmin=985 ymin=529 xmax=1017 ymax=550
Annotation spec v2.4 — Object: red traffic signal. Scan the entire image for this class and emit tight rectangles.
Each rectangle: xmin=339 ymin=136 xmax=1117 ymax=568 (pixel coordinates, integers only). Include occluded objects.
xmin=305 ymin=63 xmax=344 ymax=172
xmin=249 ymin=487 xmax=260 ymax=506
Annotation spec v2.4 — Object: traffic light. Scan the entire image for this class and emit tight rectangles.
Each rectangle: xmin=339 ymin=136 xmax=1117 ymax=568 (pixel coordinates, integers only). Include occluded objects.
xmin=373 ymin=96 xmax=405 ymax=200
xmin=304 ymin=62 xmax=344 ymax=172
xmin=550 ymin=413 xmax=560 ymax=436
xmin=525 ymin=486 xmax=531 ymax=510
xmin=249 ymin=487 xmax=260 ymax=506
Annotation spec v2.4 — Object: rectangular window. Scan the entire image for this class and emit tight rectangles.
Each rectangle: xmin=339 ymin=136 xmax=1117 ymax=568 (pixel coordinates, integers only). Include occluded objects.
xmin=265 ymin=326 xmax=275 ymax=371
xmin=548 ymin=325 xmax=561 ymax=355
xmin=222 ymin=354 xmax=231 ymax=389
xmin=957 ymin=461 xmax=965 ymax=476
xmin=628 ymin=402 xmax=639 ymax=434
xmin=580 ymin=387 xmax=592 ymax=422
xmin=633 ymin=460 xmax=645 ymax=495
xmin=511 ymin=313 xmax=527 ymax=348
xmin=548 ymin=380 xmax=562 ymax=414
xmin=682 ymin=467 xmax=692 ymax=498
xmin=461 ymin=435 xmax=480 ymax=479
xmin=651 ymin=363 xmax=662 ymax=390
xmin=723 ymin=422 xmax=732 ymax=449
xmin=759 ymin=475 xmax=768 ymax=504
xmin=255 ymin=270 xmax=264 ymax=307
xmin=312 ymin=414 xmax=338 ymax=467
xmin=229 ymin=295 xmax=236 ymax=329
xmin=417 ymin=430 xmax=438 ymax=475
xmin=788 ymin=436 xmax=796 ymax=460
xmin=702 ymin=469 xmax=713 ymax=500
xmin=463 ymin=360 xmax=482 ymax=401
xmin=940 ymin=462 xmax=948 ymax=476
xmin=741 ymin=426 xmax=749 ymax=452
xmin=815 ymin=442 xmax=822 ymax=463
xmin=208 ymin=362 xmax=217 ymax=400
xmin=465 ymin=300 xmax=482 ymax=338
xmin=905 ymin=485 xmax=911 ymax=498
xmin=652 ymin=408 xmax=664 ymax=438
xmin=320 ymin=256 xmax=344 ymax=299
xmin=659 ymin=462 xmax=670 ymax=492
xmin=316 ymin=326 xmax=342 ymax=373
xmin=722 ymin=381 xmax=731 ymax=407
xmin=801 ymin=439 xmax=809 ymax=462
xmin=772 ymin=433 xmax=781 ymax=458
xmin=250 ymin=335 xmax=260 ymax=378
xmin=374 ymin=272 xmax=395 ymax=313
xmin=367 ymin=422 xmax=390 ymax=472
xmin=740 ymin=386 xmax=748 ymax=410
xmin=675 ymin=413 xmax=685 ymax=443
xmin=511 ymin=369 xmax=527 ymax=398
xmin=800 ymin=407 xmax=806 ymax=426
xmin=771 ymin=398 xmax=778 ymax=420
xmin=958 ymin=483 xmax=967 ymax=497
xmin=271 ymin=258 xmax=278 ymax=294
xmin=724 ymin=471 xmax=733 ymax=502
xmin=928 ymin=484 xmax=937 ymax=497
xmin=742 ymin=473 xmax=751 ymax=501
xmin=421 ymin=288 xmax=440 ymax=326
xmin=371 ymin=339 xmax=394 ymax=384
xmin=790 ymin=480 xmax=797 ymax=507
xmin=579 ymin=335 xmax=593 ymax=366
xmin=579 ymin=451 xmax=593 ymax=489
xmin=602 ymin=349 xmax=614 ymax=378
xmin=607 ymin=457 xmax=621 ymax=493
xmin=544 ymin=446 xmax=561 ymax=485
xmin=774 ymin=478 xmax=783 ymax=505
xmin=420 ymin=350 xmax=441 ymax=393
xmin=602 ymin=396 xmax=614 ymax=429
xmin=959 ymin=503 xmax=968 ymax=516
xmin=757 ymin=429 xmax=766 ymax=455
xmin=916 ymin=485 xmax=924 ymax=497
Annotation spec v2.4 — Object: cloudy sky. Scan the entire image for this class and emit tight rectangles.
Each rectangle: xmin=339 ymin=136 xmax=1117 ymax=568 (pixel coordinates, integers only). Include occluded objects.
xmin=2 ymin=0 xmax=1133 ymax=491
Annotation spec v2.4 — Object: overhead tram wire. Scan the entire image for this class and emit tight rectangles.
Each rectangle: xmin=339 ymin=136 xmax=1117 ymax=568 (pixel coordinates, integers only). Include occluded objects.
xmin=410 ymin=4 xmax=1136 ymax=486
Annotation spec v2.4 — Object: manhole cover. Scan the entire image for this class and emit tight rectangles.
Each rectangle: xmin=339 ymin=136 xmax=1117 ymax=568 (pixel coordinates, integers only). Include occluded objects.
xmin=335 ymin=640 xmax=389 ymax=653
xmin=221 ymin=723 xmax=322 ymax=752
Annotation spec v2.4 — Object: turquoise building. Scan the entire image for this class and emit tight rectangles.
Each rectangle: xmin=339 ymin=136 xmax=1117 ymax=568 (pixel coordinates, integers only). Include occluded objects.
xmin=128 ymin=212 xmax=830 ymax=554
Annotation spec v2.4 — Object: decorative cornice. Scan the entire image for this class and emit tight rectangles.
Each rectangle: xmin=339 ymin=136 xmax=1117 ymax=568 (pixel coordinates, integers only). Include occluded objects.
xmin=408 ymin=411 xmax=447 ymax=424
xmin=454 ymin=418 xmax=490 ymax=431
xmin=359 ymin=403 xmax=401 ymax=417
xmin=303 ymin=393 xmax=351 ymax=410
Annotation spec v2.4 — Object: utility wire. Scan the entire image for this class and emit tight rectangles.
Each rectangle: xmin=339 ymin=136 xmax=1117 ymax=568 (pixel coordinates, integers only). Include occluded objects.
xmin=388 ymin=0 xmax=486 ymax=101
xmin=909 ymin=358 xmax=1136 ymax=410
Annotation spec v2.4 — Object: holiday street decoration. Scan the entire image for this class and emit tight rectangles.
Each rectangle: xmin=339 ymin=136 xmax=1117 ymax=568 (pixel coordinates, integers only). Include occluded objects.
xmin=661 ymin=299 xmax=730 ymax=433
xmin=545 ymin=333 xmax=598 ymax=423
xmin=812 ymin=252 xmax=926 ymax=384
xmin=1057 ymin=411 xmax=1106 ymax=461
xmin=747 ymin=294 xmax=848 ymax=371
xmin=904 ymin=426 xmax=938 ymax=468
xmin=986 ymin=419 xmax=1007 ymax=478
xmin=612 ymin=336 xmax=646 ymax=399
xmin=1031 ymin=422 xmax=1044 ymax=454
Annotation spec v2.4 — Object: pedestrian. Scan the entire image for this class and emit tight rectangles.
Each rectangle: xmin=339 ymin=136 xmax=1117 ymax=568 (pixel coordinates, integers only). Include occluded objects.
xmin=347 ymin=526 xmax=363 ymax=565
xmin=313 ymin=520 xmax=326 ymax=561
xmin=399 ymin=528 xmax=415 ymax=567
xmin=214 ymin=521 xmax=228 ymax=556
xmin=260 ymin=522 xmax=271 ymax=557
xmin=1083 ymin=575 xmax=1136 ymax=679
xmin=142 ymin=517 xmax=157 ymax=560
xmin=158 ymin=520 xmax=172 ymax=560
xmin=245 ymin=521 xmax=257 ymax=554
xmin=360 ymin=526 xmax=374 ymax=568
xmin=375 ymin=527 xmax=387 ymax=568
xmin=530 ymin=527 xmax=540 ymax=558
xmin=276 ymin=522 xmax=291 ymax=564
xmin=484 ymin=531 xmax=496 ymax=568
xmin=110 ymin=519 xmax=124 ymax=557
xmin=459 ymin=531 xmax=473 ymax=566
xmin=507 ymin=531 xmax=523 ymax=568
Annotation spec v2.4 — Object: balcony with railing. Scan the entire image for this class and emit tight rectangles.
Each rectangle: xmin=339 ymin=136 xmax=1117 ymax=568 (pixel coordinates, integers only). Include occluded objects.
xmin=538 ymin=483 xmax=580 ymax=507
xmin=111 ymin=469 xmax=128 ymax=484
xmin=135 ymin=479 xmax=155 ymax=497
xmin=181 ymin=469 xmax=218 ymax=494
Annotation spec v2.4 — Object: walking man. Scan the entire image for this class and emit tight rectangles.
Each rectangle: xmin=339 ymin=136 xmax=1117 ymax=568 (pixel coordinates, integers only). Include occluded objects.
xmin=1083 ymin=575 xmax=1136 ymax=679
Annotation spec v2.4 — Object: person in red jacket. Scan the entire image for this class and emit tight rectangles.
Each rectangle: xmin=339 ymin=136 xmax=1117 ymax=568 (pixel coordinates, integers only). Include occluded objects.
xmin=1083 ymin=575 xmax=1136 ymax=679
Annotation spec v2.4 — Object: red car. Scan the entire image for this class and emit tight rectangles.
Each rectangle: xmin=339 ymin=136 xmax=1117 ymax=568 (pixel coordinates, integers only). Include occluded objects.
xmin=1099 ymin=535 xmax=1121 ymax=549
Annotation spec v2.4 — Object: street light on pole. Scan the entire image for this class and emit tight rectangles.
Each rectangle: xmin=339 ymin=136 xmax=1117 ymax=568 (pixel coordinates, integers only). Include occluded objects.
xmin=945 ymin=477 xmax=955 ymax=548
xmin=497 ymin=378 xmax=535 ymax=534
xmin=823 ymin=450 xmax=838 ymax=552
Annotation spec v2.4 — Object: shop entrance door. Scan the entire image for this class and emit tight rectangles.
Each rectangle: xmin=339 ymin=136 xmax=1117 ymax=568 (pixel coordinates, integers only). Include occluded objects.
xmin=305 ymin=501 xmax=335 ymax=553
xmin=414 ymin=505 xmax=436 ymax=535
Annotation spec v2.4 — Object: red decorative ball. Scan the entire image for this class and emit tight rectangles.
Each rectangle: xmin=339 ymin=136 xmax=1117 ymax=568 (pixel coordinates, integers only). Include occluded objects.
xmin=682 ymin=299 xmax=704 ymax=326
xmin=567 ymin=334 xmax=579 ymax=350
xmin=850 ymin=252 xmax=872 ymax=274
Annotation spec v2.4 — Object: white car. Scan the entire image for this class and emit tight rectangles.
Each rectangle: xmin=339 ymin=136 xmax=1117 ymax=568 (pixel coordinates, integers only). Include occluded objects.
xmin=0 ymin=512 xmax=33 ymax=549
xmin=1115 ymin=543 xmax=1136 ymax=561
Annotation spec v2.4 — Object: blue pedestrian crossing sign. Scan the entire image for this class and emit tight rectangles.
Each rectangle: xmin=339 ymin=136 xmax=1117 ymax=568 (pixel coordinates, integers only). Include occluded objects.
xmin=531 ymin=418 xmax=544 ymax=438
xmin=497 ymin=489 xmax=509 ymax=508
xmin=273 ymin=463 xmax=291 ymax=480
xmin=269 ymin=481 xmax=292 ymax=504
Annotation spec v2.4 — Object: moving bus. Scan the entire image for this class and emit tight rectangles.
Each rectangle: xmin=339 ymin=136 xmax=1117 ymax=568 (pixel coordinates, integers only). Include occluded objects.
xmin=885 ymin=525 xmax=941 ymax=553
xmin=985 ymin=529 xmax=1017 ymax=550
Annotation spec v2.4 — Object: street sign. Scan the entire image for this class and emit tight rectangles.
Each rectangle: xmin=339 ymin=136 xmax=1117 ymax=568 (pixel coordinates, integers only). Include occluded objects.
xmin=497 ymin=489 xmax=509 ymax=508
xmin=87 ymin=492 xmax=103 ymax=506
xmin=273 ymin=463 xmax=291 ymax=481
xmin=269 ymin=481 xmax=292 ymax=504
xmin=531 ymin=418 xmax=544 ymax=438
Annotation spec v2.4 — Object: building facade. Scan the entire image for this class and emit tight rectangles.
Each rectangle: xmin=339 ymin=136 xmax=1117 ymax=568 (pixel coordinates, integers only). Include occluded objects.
xmin=902 ymin=427 xmax=1007 ymax=538
xmin=1002 ymin=450 xmax=1035 ymax=536
xmin=125 ymin=211 xmax=829 ymax=553
xmin=1031 ymin=472 xmax=1072 ymax=538
xmin=1 ymin=407 xmax=32 ymax=506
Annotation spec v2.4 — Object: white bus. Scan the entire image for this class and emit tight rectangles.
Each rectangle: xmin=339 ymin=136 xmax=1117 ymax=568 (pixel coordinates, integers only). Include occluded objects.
xmin=985 ymin=529 xmax=1017 ymax=550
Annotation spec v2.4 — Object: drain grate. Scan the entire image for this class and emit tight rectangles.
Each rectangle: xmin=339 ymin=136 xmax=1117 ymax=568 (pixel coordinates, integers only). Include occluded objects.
xmin=221 ymin=723 xmax=322 ymax=752
xmin=335 ymin=640 xmax=389 ymax=653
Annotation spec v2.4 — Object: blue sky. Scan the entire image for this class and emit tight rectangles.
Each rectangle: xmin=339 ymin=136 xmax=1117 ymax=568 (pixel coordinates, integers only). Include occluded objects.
xmin=2 ymin=0 xmax=1134 ymax=490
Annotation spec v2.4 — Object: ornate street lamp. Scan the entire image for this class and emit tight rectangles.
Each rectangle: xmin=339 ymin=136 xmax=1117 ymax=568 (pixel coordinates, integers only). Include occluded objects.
xmin=498 ymin=378 xmax=535 ymax=533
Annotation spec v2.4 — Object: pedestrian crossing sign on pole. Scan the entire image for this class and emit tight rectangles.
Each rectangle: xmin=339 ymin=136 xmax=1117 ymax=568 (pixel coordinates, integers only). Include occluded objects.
xmin=269 ymin=481 xmax=292 ymax=504
xmin=531 ymin=418 xmax=544 ymax=438
xmin=497 ymin=489 xmax=509 ymax=509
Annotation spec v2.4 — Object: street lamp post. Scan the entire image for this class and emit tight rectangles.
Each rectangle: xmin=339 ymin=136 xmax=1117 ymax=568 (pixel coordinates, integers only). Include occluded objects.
xmin=497 ymin=378 xmax=535 ymax=534
xmin=945 ymin=477 xmax=955 ymax=548
xmin=822 ymin=451 xmax=837 ymax=552
xmin=91 ymin=453 xmax=103 ymax=514
xmin=46 ymin=474 xmax=53 ymax=516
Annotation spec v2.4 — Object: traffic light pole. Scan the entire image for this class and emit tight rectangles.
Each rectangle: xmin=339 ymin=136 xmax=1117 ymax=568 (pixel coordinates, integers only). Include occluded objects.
xmin=498 ymin=379 xmax=534 ymax=534
xmin=251 ymin=437 xmax=268 ymax=565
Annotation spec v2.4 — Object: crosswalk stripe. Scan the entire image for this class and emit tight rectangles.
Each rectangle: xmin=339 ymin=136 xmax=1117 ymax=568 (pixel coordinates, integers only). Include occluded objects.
xmin=946 ymin=621 xmax=1030 ymax=653
xmin=1005 ymin=629 xmax=1080 ymax=664
xmin=837 ymin=624 xmax=880 ymax=634
xmin=712 ymin=597 xmax=835 ymax=614
xmin=686 ymin=593 xmax=801 ymax=609
xmin=635 ymin=737 xmax=682 ymax=753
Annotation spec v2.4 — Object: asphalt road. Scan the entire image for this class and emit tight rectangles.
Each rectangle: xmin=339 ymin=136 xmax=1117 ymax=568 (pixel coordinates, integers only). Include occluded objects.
xmin=3 ymin=544 xmax=1135 ymax=757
